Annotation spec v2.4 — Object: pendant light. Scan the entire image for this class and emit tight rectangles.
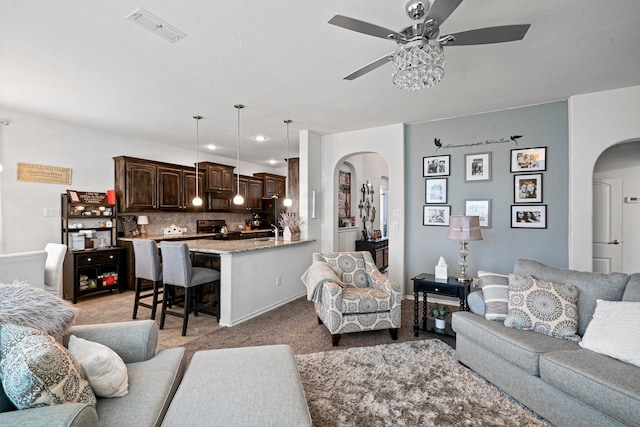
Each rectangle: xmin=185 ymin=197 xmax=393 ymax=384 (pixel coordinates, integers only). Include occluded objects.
xmin=282 ymin=119 xmax=293 ymax=207
xmin=192 ymin=115 xmax=203 ymax=207
xmin=233 ymin=104 xmax=245 ymax=205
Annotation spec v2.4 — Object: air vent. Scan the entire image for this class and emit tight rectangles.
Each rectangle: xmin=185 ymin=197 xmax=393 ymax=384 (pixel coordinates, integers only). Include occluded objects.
xmin=126 ymin=7 xmax=186 ymax=43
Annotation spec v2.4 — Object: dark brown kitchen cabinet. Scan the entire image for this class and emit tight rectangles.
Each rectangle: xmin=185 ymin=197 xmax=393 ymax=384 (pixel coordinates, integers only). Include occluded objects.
xmin=202 ymin=162 xmax=235 ymax=192
xmin=253 ymin=173 xmax=286 ymax=198
xmin=231 ymin=175 xmax=263 ymax=212
xmin=114 ymin=156 xmax=204 ymax=212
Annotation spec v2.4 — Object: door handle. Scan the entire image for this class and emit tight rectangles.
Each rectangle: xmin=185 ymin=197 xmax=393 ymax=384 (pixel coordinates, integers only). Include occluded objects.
xmin=607 ymin=240 xmax=621 ymax=245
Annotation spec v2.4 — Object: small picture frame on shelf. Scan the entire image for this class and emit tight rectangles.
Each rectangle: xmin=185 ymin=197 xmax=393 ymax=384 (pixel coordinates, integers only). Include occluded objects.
xmin=514 ymin=173 xmax=543 ymax=203
xmin=67 ymin=190 xmax=80 ymax=203
xmin=423 ymin=155 xmax=450 ymax=177
xmin=510 ymin=147 xmax=547 ymax=172
xmin=465 ymin=199 xmax=491 ymax=228
xmin=425 ymin=178 xmax=447 ymax=204
xmin=465 ymin=152 xmax=491 ymax=182
xmin=423 ymin=205 xmax=451 ymax=226
xmin=511 ymin=205 xmax=547 ymax=229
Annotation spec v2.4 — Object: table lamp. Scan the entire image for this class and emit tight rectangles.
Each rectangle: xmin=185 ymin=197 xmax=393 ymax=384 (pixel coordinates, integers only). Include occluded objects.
xmin=137 ymin=215 xmax=149 ymax=236
xmin=447 ymin=215 xmax=483 ymax=282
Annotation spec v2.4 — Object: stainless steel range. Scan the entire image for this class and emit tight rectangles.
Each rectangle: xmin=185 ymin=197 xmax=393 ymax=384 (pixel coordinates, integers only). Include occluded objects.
xmin=196 ymin=220 xmax=240 ymax=240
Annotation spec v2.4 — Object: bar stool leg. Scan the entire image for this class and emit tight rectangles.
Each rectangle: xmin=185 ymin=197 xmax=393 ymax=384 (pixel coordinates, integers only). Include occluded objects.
xmin=182 ymin=287 xmax=192 ymax=336
xmin=160 ymin=283 xmax=169 ymax=330
xmin=150 ymin=280 xmax=161 ymax=320
xmin=133 ymin=278 xmax=142 ymax=319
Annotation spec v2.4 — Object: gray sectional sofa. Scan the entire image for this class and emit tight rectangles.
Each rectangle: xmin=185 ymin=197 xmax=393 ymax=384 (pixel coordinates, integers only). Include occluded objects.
xmin=452 ymin=259 xmax=640 ymax=427
xmin=1 ymin=319 xmax=311 ymax=426
xmin=1 ymin=320 xmax=187 ymax=427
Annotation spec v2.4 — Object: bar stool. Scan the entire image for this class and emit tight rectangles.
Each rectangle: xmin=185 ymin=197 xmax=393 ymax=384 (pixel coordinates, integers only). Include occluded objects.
xmin=132 ymin=239 xmax=163 ymax=320
xmin=159 ymin=241 xmax=220 ymax=336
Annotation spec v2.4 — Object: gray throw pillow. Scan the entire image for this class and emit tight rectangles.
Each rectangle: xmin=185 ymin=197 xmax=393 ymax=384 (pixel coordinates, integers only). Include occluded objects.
xmin=478 ymin=271 xmax=509 ymax=321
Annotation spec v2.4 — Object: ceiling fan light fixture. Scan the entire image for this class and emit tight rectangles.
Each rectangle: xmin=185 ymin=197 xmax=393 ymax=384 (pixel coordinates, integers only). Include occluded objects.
xmin=392 ymin=43 xmax=444 ymax=91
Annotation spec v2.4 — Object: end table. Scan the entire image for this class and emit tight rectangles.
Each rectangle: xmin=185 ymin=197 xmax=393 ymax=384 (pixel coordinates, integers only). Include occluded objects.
xmin=412 ymin=273 xmax=471 ymax=337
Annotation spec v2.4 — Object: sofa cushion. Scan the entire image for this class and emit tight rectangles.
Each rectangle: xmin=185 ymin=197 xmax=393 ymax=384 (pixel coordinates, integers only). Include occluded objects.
xmin=67 ymin=335 xmax=128 ymax=398
xmin=540 ymin=348 xmax=640 ymax=426
xmin=579 ymin=300 xmax=640 ymax=367
xmin=0 ymin=324 xmax=96 ymax=410
xmin=478 ymin=271 xmax=509 ymax=321
xmin=504 ymin=274 xmax=579 ymax=341
xmin=95 ymin=347 xmax=185 ymax=427
xmin=623 ymin=273 xmax=640 ymax=302
xmin=452 ymin=311 xmax=579 ymax=376
xmin=0 ymin=283 xmax=78 ymax=341
xmin=514 ymin=259 xmax=629 ymax=336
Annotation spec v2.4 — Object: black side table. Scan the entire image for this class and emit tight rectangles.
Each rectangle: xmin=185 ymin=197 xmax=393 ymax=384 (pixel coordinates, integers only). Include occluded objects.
xmin=412 ymin=273 xmax=471 ymax=337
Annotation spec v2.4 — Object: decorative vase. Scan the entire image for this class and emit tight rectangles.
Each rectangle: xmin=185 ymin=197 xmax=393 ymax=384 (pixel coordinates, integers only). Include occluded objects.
xmin=435 ymin=318 xmax=446 ymax=330
xmin=283 ymin=226 xmax=300 ymax=242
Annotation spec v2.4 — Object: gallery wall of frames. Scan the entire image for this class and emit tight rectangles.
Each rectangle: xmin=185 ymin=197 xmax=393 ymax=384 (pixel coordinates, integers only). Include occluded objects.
xmin=404 ymin=101 xmax=569 ymax=279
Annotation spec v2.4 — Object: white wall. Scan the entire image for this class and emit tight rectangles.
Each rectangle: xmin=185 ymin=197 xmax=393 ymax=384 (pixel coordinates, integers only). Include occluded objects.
xmin=0 ymin=110 xmax=279 ymax=253
xmin=568 ymin=85 xmax=640 ymax=271
xmin=299 ymin=124 xmax=405 ymax=289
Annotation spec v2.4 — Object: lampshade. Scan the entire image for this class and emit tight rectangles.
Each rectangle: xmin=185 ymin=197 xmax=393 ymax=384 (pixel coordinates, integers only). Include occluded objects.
xmin=137 ymin=215 xmax=149 ymax=225
xmin=447 ymin=216 xmax=483 ymax=241
xmin=392 ymin=43 xmax=444 ymax=92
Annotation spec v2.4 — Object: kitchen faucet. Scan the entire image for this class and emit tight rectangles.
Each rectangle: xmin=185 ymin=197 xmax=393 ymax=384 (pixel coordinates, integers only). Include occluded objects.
xmin=271 ymin=224 xmax=279 ymax=240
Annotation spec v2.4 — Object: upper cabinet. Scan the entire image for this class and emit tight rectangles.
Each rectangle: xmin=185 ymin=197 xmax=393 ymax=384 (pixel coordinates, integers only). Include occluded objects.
xmin=114 ymin=156 xmax=204 ymax=213
xmin=253 ymin=173 xmax=286 ymax=198
xmin=201 ymin=162 xmax=235 ymax=192
xmin=230 ymin=175 xmax=263 ymax=212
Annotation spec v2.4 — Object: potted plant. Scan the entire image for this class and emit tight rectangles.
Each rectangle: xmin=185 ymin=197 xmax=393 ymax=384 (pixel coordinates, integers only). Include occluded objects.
xmin=429 ymin=303 xmax=451 ymax=330
xmin=279 ymin=212 xmax=304 ymax=241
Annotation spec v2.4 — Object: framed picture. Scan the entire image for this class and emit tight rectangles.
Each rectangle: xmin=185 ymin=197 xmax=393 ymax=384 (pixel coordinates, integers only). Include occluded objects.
xmin=67 ymin=190 xmax=80 ymax=203
xmin=465 ymin=199 xmax=491 ymax=228
xmin=425 ymin=178 xmax=447 ymax=204
xmin=510 ymin=147 xmax=547 ymax=172
xmin=514 ymin=173 xmax=543 ymax=203
xmin=423 ymin=155 xmax=450 ymax=177
xmin=423 ymin=205 xmax=451 ymax=226
xmin=511 ymin=205 xmax=547 ymax=229
xmin=465 ymin=152 xmax=491 ymax=182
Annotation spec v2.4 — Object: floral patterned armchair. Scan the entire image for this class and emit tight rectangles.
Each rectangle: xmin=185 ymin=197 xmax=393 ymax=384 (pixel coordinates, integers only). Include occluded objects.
xmin=312 ymin=251 xmax=401 ymax=346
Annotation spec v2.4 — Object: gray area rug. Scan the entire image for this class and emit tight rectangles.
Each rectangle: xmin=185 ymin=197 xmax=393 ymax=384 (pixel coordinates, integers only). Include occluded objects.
xmin=295 ymin=339 xmax=549 ymax=427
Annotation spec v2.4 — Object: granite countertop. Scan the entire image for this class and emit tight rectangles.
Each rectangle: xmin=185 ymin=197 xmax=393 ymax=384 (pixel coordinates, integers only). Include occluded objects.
xmin=183 ymin=238 xmax=315 ymax=255
xmin=118 ymin=233 xmax=218 ymax=242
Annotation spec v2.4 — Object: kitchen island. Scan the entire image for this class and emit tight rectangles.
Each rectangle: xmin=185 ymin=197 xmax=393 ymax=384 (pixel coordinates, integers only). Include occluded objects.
xmin=119 ymin=236 xmax=318 ymax=327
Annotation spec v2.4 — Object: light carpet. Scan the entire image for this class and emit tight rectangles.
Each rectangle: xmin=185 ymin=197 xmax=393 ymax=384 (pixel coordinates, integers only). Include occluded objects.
xmin=294 ymin=339 xmax=549 ymax=427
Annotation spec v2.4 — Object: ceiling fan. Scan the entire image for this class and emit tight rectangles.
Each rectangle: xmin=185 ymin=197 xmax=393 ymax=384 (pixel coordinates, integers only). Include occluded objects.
xmin=329 ymin=0 xmax=531 ymax=91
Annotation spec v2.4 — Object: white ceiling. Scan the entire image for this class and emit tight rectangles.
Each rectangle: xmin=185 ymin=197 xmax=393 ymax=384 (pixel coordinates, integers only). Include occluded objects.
xmin=2 ymin=1 xmax=640 ymax=167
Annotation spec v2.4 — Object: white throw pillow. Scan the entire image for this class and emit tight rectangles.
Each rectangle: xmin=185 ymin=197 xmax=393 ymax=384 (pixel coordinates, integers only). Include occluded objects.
xmin=68 ymin=335 xmax=128 ymax=398
xmin=579 ymin=300 xmax=640 ymax=368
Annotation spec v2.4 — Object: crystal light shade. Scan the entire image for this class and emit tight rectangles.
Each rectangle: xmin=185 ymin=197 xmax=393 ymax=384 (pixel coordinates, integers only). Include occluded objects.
xmin=392 ymin=43 xmax=444 ymax=92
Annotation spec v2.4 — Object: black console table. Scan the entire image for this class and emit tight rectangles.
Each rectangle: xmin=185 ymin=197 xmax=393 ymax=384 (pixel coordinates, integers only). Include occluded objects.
xmin=355 ymin=238 xmax=388 ymax=271
xmin=412 ymin=273 xmax=471 ymax=337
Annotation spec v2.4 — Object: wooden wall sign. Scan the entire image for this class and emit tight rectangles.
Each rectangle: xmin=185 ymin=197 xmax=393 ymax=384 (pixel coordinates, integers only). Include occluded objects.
xmin=17 ymin=163 xmax=72 ymax=185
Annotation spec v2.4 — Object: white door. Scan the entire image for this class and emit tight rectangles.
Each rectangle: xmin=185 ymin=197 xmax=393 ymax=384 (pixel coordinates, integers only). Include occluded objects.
xmin=592 ymin=178 xmax=623 ymax=273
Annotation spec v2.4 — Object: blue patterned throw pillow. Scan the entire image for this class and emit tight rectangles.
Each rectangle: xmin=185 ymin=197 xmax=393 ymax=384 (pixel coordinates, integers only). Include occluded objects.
xmin=504 ymin=274 xmax=579 ymax=341
xmin=0 ymin=324 xmax=96 ymax=409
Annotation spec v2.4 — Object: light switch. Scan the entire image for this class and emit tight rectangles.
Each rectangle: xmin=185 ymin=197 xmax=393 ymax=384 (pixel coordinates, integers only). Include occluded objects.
xmin=393 ymin=209 xmax=402 ymax=217
xmin=392 ymin=221 xmax=399 ymax=230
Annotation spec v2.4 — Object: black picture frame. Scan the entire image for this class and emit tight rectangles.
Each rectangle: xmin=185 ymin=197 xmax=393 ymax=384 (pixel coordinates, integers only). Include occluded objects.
xmin=423 ymin=205 xmax=451 ymax=226
xmin=425 ymin=178 xmax=447 ymax=204
xmin=514 ymin=173 xmax=543 ymax=203
xmin=511 ymin=205 xmax=547 ymax=228
xmin=423 ymin=155 xmax=450 ymax=177
xmin=510 ymin=147 xmax=547 ymax=172
xmin=465 ymin=152 xmax=492 ymax=182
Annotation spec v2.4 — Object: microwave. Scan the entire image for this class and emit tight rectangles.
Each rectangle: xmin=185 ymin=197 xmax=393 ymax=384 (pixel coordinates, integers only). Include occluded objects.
xmin=207 ymin=192 xmax=231 ymax=211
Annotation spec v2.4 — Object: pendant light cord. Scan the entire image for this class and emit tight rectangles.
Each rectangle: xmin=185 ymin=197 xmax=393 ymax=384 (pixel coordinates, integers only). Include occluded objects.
xmin=235 ymin=104 xmax=244 ymax=194
xmin=285 ymin=119 xmax=292 ymax=199
xmin=193 ymin=115 xmax=202 ymax=202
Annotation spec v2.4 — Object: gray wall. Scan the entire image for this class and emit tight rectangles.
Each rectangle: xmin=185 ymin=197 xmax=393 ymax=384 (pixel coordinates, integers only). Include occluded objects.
xmin=404 ymin=102 xmax=568 ymax=292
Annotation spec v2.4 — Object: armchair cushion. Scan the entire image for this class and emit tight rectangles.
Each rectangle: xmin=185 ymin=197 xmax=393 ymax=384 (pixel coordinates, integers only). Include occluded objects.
xmin=342 ymin=287 xmax=391 ymax=314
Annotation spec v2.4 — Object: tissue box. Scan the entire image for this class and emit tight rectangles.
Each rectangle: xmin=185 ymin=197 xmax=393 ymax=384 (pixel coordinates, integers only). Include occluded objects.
xmin=435 ymin=265 xmax=448 ymax=280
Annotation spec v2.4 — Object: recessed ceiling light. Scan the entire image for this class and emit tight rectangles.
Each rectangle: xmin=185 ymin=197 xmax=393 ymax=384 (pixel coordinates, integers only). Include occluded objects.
xmin=126 ymin=7 xmax=186 ymax=43
xmin=255 ymin=135 xmax=267 ymax=142
xmin=269 ymin=160 xmax=277 ymax=165
xmin=207 ymin=144 xmax=217 ymax=150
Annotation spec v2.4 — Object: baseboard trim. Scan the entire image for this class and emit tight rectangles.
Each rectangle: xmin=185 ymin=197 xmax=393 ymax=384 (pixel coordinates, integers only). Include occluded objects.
xmin=219 ymin=291 xmax=307 ymax=327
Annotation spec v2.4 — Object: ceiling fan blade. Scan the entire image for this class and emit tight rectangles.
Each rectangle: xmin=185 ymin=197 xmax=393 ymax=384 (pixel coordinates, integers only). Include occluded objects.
xmin=343 ymin=53 xmax=394 ymax=80
xmin=445 ymin=24 xmax=531 ymax=46
xmin=425 ymin=0 xmax=464 ymax=25
xmin=329 ymin=15 xmax=400 ymax=40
